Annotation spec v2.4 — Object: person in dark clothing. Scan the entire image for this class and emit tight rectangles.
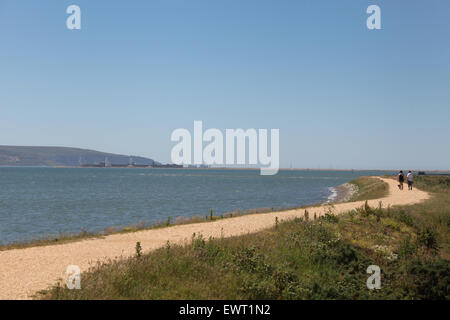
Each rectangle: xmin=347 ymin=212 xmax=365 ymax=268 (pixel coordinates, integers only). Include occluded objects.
xmin=398 ymin=170 xmax=404 ymax=190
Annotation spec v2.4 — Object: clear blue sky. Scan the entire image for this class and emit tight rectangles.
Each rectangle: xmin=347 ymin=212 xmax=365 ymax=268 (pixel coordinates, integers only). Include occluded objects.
xmin=1 ymin=0 xmax=449 ymax=169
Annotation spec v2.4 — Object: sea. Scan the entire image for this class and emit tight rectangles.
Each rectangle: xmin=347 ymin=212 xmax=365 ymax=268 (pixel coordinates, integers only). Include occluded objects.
xmin=0 ymin=168 xmax=395 ymax=244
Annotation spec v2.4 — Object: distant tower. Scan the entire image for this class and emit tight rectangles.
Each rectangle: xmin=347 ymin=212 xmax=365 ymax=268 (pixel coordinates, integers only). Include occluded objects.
xmin=129 ymin=156 xmax=133 ymax=167
xmin=105 ymin=157 xmax=110 ymax=167
xmin=78 ymin=156 xmax=83 ymax=167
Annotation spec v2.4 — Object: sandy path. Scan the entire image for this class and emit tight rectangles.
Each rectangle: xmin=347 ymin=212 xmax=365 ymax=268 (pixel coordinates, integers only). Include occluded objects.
xmin=0 ymin=177 xmax=429 ymax=300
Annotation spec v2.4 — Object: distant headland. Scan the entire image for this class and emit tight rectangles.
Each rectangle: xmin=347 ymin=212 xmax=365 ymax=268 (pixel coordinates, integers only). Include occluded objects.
xmin=0 ymin=145 xmax=180 ymax=168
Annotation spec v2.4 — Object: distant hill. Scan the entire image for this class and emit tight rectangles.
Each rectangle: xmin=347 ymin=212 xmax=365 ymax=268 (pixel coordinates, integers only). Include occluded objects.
xmin=0 ymin=146 xmax=159 ymax=167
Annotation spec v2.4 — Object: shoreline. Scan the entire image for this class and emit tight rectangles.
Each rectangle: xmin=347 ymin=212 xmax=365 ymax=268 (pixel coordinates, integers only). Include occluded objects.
xmin=328 ymin=183 xmax=359 ymax=203
xmin=1 ymin=180 xmax=359 ymax=249
xmin=0 ymin=177 xmax=431 ymax=299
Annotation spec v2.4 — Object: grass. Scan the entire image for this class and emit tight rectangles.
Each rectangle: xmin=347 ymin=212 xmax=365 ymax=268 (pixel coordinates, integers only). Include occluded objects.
xmin=38 ymin=176 xmax=450 ymax=300
xmin=348 ymin=176 xmax=389 ymax=201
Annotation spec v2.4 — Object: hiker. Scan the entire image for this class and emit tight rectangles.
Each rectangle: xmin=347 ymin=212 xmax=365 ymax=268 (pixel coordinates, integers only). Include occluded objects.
xmin=398 ymin=170 xmax=404 ymax=190
xmin=407 ymin=170 xmax=414 ymax=190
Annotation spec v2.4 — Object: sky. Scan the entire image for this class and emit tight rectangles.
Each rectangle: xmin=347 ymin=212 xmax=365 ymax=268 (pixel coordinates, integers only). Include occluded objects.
xmin=0 ymin=0 xmax=449 ymax=169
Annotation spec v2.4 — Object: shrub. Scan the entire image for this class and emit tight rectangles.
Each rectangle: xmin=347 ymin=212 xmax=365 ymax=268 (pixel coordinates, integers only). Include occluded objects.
xmin=398 ymin=236 xmax=417 ymax=258
xmin=135 ymin=242 xmax=142 ymax=258
xmin=240 ymin=276 xmax=278 ymax=299
xmin=357 ymin=201 xmax=376 ymax=216
xmin=417 ymin=227 xmax=439 ymax=253
xmin=334 ymin=243 xmax=360 ymax=265
xmin=382 ymin=218 xmax=402 ymax=231
xmin=322 ymin=212 xmax=339 ymax=223
xmin=233 ymin=247 xmax=273 ymax=276
xmin=408 ymin=259 xmax=450 ymax=300
xmin=273 ymin=268 xmax=298 ymax=294
xmin=192 ymin=234 xmax=206 ymax=251
xmin=395 ymin=210 xmax=415 ymax=227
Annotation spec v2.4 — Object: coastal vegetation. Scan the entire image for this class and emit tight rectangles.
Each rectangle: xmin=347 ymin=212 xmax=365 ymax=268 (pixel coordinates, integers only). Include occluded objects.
xmin=38 ymin=176 xmax=450 ymax=300
xmin=348 ymin=176 xmax=389 ymax=201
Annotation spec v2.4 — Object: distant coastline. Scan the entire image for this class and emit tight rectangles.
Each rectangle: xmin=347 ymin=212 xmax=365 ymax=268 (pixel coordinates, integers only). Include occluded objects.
xmin=0 ymin=145 xmax=159 ymax=167
xmin=1 ymin=165 xmax=449 ymax=174
xmin=1 ymin=146 xmax=449 ymax=172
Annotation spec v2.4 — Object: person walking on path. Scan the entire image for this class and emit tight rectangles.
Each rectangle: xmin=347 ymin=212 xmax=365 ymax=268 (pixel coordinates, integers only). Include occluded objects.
xmin=407 ymin=170 xmax=414 ymax=190
xmin=398 ymin=170 xmax=405 ymax=190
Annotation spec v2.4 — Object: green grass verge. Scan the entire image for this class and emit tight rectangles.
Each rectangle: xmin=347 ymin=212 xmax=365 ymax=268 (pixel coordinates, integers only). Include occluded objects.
xmin=348 ymin=176 xmax=389 ymax=201
xmin=38 ymin=176 xmax=450 ymax=300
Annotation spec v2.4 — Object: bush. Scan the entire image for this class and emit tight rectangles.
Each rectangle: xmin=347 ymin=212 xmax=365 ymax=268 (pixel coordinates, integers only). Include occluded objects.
xmin=233 ymin=247 xmax=273 ymax=276
xmin=273 ymin=268 xmax=298 ymax=294
xmin=417 ymin=227 xmax=439 ymax=253
xmin=322 ymin=212 xmax=339 ymax=223
xmin=135 ymin=242 xmax=142 ymax=258
xmin=408 ymin=259 xmax=450 ymax=300
xmin=240 ymin=276 xmax=278 ymax=299
xmin=334 ymin=243 xmax=359 ymax=265
xmin=395 ymin=210 xmax=415 ymax=227
xmin=357 ymin=201 xmax=376 ymax=216
xmin=382 ymin=218 xmax=402 ymax=231
xmin=398 ymin=236 xmax=417 ymax=258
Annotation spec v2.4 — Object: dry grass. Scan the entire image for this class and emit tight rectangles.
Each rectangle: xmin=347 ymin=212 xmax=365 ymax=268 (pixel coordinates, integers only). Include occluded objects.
xmin=348 ymin=177 xmax=389 ymax=201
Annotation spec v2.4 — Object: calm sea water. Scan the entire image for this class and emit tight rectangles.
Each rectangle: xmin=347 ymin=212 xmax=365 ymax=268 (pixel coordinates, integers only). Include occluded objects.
xmin=0 ymin=168 xmax=394 ymax=244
